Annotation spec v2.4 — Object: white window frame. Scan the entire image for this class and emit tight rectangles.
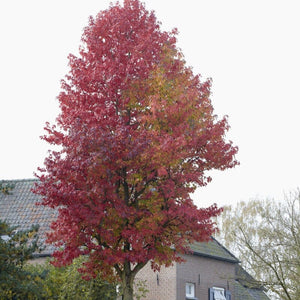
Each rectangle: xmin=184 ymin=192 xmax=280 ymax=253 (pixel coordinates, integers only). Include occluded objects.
xmin=186 ymin=282 xmax=195 ymax=299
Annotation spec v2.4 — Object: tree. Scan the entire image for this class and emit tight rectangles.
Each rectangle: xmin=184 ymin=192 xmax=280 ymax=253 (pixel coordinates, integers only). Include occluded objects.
xmin=34 ymin=1 xmax=238 ymax=299
xmin=0 ymin=183 xmax=43 ymax=299
xmin=216 ymin=191 xmax=300 ymax=300
xmin=0 ymin=220 xmax=42 ymax=299
xmin=26 ymin=256 xmax=117 ymax=300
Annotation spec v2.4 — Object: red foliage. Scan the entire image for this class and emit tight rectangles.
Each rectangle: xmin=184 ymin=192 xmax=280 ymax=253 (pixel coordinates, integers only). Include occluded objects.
xmin=34 ymin=0 xmax=238 ymax=283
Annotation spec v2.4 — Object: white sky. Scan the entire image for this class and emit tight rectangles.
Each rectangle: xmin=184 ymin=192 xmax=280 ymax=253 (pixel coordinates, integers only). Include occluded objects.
xmin=0 ymin=0 xmax=299 ymax=207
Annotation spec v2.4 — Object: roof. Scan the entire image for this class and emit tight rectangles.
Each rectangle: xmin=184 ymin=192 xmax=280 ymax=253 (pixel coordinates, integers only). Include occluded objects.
xmin=234 ymin=281 xmax=270 ymax=300
xmin=234 ymin=265 xmax=270 ymax=300
xmin=190 ymin=237 xmax=239 ymax=263
xmin=0 ymin=179 xmax=57 ymax=255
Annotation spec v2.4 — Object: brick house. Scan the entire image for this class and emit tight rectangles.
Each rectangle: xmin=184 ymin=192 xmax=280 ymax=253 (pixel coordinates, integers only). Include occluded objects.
xmin=0 ymin=179 xmax=270 ymax=300
xmin=136 ymin=240 xmax=270 ymax=300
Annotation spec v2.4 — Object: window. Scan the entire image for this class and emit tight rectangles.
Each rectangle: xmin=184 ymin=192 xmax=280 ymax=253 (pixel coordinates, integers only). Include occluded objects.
xmin=186 ymin=282 xmax=195 ymax=299
xmin=213 ymin=287 xmax=226 ymax=300
xmin=209 ymin=287 xmax=231 ymax=300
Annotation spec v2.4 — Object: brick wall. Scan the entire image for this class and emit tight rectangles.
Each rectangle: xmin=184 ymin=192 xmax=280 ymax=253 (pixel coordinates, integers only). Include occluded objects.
xmin=176 ymin=254 xmax=236 ymax=300
xmin=136 ymin=254 xmax=236 ymax=300
xmin=135 ymin=262 xmax=177 ymax=300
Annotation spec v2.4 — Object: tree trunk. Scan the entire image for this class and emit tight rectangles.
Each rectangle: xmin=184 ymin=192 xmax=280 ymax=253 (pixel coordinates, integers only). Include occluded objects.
xmin=121 ymin=260 xmax=135 ymax=300
xmin=122 ymin=282 xmax=134 ymax=300
xmin=116 ymin=260 xmax=147 ymax=300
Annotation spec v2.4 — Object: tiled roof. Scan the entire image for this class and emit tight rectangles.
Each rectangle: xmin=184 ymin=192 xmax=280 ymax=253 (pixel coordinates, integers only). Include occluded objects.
xmin=0 ymin=179 xmax=57 ymax=255
xmin=234 ymin=281 xmax=270 ymax=300
xmin=190 ymin=237 xmax=239 ymax=263
xmin=234 ymin=265 xmax=269 ymax=300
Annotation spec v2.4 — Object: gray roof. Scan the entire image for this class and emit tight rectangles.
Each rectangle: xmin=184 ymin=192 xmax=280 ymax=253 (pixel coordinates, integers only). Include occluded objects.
xmin=234 ymin=281 xmax=270 ymax=300
xmin=190 ymin=237 xmax=239 ymax=263
xmin=234 ymin=265 xmax=270 ymax=300
xmin=0 ymin=179 xmax=57 ymax=255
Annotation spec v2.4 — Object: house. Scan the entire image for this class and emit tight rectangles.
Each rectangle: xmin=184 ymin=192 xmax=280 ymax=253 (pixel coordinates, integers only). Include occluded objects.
xmin=0 ymin=179 xmax=270 ymax=300
xmin=136 ymin=239 xmax=270 ymax=300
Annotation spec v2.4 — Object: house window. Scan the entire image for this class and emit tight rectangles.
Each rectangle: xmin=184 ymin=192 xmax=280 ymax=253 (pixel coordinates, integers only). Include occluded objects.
xmin=186 ymin=282 xmax=195 ymax=299
xmin=209 ymin=287 xmax=231 ymax=300
xmin=213 ymin=287 xmax=226 ymax=300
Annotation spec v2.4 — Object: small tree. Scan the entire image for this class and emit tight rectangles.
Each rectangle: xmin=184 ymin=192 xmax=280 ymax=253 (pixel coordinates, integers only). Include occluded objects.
xmin=0 ymin=220 xmax=41 ymax=299
xmin=27 ymin=256 xmax=117 ymax=300
xmin=216 ymin=191 xmax=300 ymax=300
xmin=34 ymin=1 xmax=238 ymax=299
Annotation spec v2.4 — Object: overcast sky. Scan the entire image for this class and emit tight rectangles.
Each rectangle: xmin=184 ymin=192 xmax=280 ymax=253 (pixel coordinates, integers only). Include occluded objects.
xmin=0 ymin=0 xmax=299 ymax=208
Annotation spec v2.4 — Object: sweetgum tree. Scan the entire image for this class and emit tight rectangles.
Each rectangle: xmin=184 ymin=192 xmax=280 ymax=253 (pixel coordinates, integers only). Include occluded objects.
xmin=34 ymin=1 xmax=238 ymax=299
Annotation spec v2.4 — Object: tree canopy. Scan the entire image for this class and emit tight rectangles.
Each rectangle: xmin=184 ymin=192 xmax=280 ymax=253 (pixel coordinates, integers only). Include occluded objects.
xmin=216 ymin=191 xmax=300 ymax=300
xmin=34 ymin=1 xmax=238 ymax=299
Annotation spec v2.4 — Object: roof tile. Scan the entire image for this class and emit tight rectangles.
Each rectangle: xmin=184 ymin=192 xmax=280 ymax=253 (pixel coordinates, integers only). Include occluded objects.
xmin=0 ymin=179 xmax=57 ymax=255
